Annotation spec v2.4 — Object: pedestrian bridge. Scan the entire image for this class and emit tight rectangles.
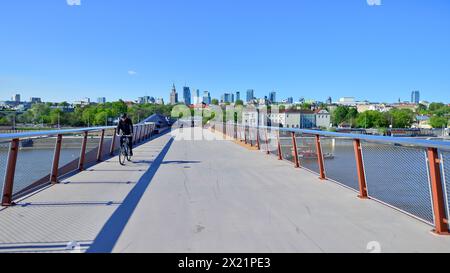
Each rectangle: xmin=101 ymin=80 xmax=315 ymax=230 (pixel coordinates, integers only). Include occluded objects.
xmin=0 ymin=126 xmax=450 ymax=253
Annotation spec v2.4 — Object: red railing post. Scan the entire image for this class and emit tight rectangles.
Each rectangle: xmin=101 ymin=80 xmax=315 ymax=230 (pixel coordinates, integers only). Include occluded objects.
xmin=315 ymin=135 xmax=326 ymax=180
xmin=110 ymin=128 xmax=117 ymax=155
xmin=277 ymin=130 xmax=283 ymax=160
xmin=265 ymin=129 xmax=270 ymax=155
xmin=427 ymin=147 xmax=450 ymax=235
xmin=97 ymin=129 xmax=105 ymax=162
xmin=291 ymin=132 xmax=300 ymax=168
xmin=2 ymin=138 xmax=20 ymax=206
xmin=353 ymin=139 xmax=368 ymax=199
xmin=78 ymin=131 xmax=88 ymax=171
xmin=50 ymin=134 xmax=63 ymax=184
xmin=244 ymin=126 xmax=248 ymax=144
xmin=256 ymin=127 xmax=261 ymax=150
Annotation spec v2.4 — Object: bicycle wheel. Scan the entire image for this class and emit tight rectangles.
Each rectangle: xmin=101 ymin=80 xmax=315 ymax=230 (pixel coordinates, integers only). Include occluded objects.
xmin=119 ymin=146 xmax=126 ymax=165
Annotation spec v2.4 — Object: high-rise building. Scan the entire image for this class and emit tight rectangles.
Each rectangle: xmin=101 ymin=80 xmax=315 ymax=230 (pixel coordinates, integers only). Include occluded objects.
xmin=170 ymin=84 xmax=178 ymax=105
xmin=236 ymin=92 xmax=240 ymax=102
xmin=269 ymin=92 xmax=276 ymax=104
xmin=12 ymin=94 xmax=20 ymax=103
xmin=411 ymin=91 xmax=420 ymax=104
xmin=195 ymin=89 xmax=201 ymax=104
xmin=203 ymin=91 xmax=211 ymax=105
xmin=30 ymin=97 xmax=42 ymax=104
xmin=246 ymin=89 xmax=254 ymax=103
xmin=97 ymin=97 xmax=106 ymax=104
xmin=287 ymin=97 xmax=294 ymax=104
xmin=156 ymin=98 xmax=164 ymax=105
xmin=183 ymin=86 xmax=191 ymax=105
xmin=222 ymin=93 xmax=233 ymax=103
xmin=326 ymin=97 xmax=332 ymax=104
xmin=138 ymin=96 xmax=152 ymax=104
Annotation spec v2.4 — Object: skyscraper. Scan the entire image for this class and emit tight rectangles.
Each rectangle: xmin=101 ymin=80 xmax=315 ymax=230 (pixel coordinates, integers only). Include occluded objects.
xmin=97 ymin=97 xmax=106 ymax=104
xmin=411 ymin=91 xmax=420 ymax=104
xmin=222 ymin=93 xmax=233 ymax=103
xmin=236 ymin=91 xmax=240 ymax=102
xmin=170 ymin=84 xmax=178 ymax=105
xmin=12 ymin=94 xmax=20 ymax=103
xmin=246 ymin=89 xmax=254 ymax=103
xmin=183 ymin=86 xmax=191 ymax=105
xmin=195 ymin=89 xmax=200 ymax=104
xmin=203 ymin=91 xmax=211 ymax=105
xmin=269 ymin=91 xmax=276 ymax=104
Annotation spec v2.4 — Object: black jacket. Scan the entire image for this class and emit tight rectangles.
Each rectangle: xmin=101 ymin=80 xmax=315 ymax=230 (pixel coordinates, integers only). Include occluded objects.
xmin=117 ymin=118 xmax=134 ymax=135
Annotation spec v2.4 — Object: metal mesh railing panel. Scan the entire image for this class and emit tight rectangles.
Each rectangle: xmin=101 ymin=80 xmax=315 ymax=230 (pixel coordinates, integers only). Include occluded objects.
xmin=279 ymin=131 xmax=294 ymax=163
xmin=320 ymin=137 xmax=359 ymax=191
xmin=296 ymin=134 xmax=320 ymax=174
xmin=13 ymin=137 xmax=55 ymax=195
xmin=362 ymin=142 xmax=434 ymax=224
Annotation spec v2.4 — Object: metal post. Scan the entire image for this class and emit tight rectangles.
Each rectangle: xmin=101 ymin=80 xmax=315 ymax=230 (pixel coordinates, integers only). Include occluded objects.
xmin=292 ymin=132 xmax=300 ymax=168
xmin=244 ymin=126 xmax=248 ymax=144
xmin=427 ymin=147 xmax=450 ymax=235
xmin=353 ymin=139 xmax=368 ymax=199
xmin=110 ymin=128 xmax=117 ymax=155
xmin=265 ymin=129 xmax=270 ymax=155
xmin=50 ymin=134 xmax=63 ymax=184
xmin=97 ymin=129 xmax=105 ymax=162
xmin=277 ymin=130 xmax=283 ymax=160
xmin=78 ymin=131 xmax=88 ymax=171
xmin=2 ymin=138 xmax=20 ymax=206
xmin=256 ymin=127 xmax=261 ymax=150
xmin=315 ymin=135 xmax=326 ymax=180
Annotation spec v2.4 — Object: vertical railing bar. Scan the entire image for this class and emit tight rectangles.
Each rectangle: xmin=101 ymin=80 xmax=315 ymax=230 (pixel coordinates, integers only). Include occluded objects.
xmin=110 ymin=128 xmax=117 ymax=155
xmin=50 ymin=134 xmax=63 ymax=184
xmin=315 ymin=134 xmax=326 ymax=180
xmin=97 ymin=129 xmax=105 ymax=162
xmin=78 ymin=131 xmax=88 ymax=171
xmin=292 ymin=132 xmax=300 ymax=168
xmin=353 ymin=139 xmax=368 ymax=199
xmin=265 ymin=128 xmax=270 ymax=155
xmin=427 ymin=147 xmax=449 ymax=235
xmin=2 ymin=138 xmax=20 ymax=206
xmin=277 ymin=130 xmax=282 ymax=160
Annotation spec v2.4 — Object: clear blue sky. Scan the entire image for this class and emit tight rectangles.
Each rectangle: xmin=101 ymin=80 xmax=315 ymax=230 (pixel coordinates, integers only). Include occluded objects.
xmin=0 ymin=0 xmax=449 ymax=103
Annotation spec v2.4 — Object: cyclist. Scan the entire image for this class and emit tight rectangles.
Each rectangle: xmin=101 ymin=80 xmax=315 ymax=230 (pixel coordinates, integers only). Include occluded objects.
xmin=117 ymin=113 xmax=134 ymax=156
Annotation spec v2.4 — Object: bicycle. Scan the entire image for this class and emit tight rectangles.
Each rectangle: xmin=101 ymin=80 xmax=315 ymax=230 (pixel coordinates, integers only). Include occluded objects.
xmin=118 ymin=134 xmax=133 ymax=165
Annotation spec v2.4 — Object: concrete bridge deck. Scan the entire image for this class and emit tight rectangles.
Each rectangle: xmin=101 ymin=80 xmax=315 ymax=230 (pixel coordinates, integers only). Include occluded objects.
xmin=0 ymin=128 xmax=449 ymax=253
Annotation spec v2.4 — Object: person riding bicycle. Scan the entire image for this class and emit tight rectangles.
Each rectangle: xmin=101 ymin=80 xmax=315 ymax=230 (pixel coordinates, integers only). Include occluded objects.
xmin=117 ymin=113 xmax=134 ymax=156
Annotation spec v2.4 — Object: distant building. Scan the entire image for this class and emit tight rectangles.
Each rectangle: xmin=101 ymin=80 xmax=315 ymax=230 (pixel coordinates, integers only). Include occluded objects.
xmin=287 ymin=97 xmax=294 ymax=104
xmin=12 ymin=94 xmax=20 ymax=103
xmin=411 ymin=90 xmax=420 ymax=104
xmin=170 ymin=84 xmax=178 ymax=104
xmin=221 ymin=93 xmax=233 ymax=103
xmin=183 ymin=86 xmax=191 ymax=105
xmin=74 ymin=97 xmax=91 ymax=107
xmin=326 ymin=97 xmax=332 ymax=104
xmin=30 ymin=97 xmax=42 ymax=104
xmin=156 ymin=98 xmax=164 ymax=105
xmin=203 ymin=91 xmax=211 ymax=105
xmin=194 ymin=89 xmax=201 ymax=104
xmin=246 ymin=89 xmax=254 ymax=103
xmin=315 ymin=109 xmax=331 ymax=128
xmin=267 ymin=109 xmax=316 ymax=129
xmin=236 ymin=91 xmax=241 ymax=102
xmin=269 ymin=92 xmax=276 ymax=104
xmin=138 ymin=96 xmax=153 ymax=104
xmin=97 ymin=97 xmax=106 ymax=104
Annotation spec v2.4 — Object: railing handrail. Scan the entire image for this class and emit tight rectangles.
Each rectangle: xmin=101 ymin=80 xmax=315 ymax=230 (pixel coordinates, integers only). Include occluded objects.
xmin=217 ymin=122 xmax=450 ymax=150
xmin=0 ymin=126 xmax=116 ymax=140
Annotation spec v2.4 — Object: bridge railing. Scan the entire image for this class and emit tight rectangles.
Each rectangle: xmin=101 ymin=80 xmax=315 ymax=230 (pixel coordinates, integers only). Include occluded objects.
xmin=211 ymin=122 xmax=450 ymax=235
xmin=0 ymin=123 xmax=155 ymax=206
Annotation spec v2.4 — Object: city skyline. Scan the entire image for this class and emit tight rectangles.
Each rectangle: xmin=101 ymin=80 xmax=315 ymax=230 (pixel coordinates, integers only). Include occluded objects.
xmin=1 ymin=1 xmax=449 ymax=103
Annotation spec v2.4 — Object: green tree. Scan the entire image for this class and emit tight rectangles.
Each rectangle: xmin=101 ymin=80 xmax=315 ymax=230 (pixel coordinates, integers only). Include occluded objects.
xmin=235 ymin=99 xmax=244 ymax=106
xmin=388 ymin=109 xmax=415 ymax=128
xmin=331 ymin=106 xmax=349 ymax=126
xmin=429 ymin=116 xmax=449 ymax=128
xmin=211 ymin=99 xmax=219 ymax=105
